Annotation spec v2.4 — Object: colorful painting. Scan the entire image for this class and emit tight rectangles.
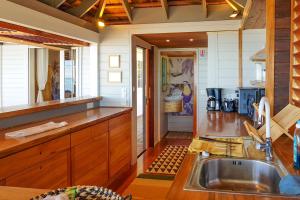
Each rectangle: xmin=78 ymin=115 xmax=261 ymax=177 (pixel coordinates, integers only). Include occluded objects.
xmin=166 ymin=57 xmax=194 ymax=116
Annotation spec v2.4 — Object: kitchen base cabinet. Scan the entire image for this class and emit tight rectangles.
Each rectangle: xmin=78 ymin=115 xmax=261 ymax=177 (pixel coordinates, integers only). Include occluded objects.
xmin=71 ymin=122 xmax=109 ymax=186
xmin=0 ymin=110 xmax=132 ymax=190
xmin=109 ymin=113 xmax=132 ymax=183
xmin=5 ymin=151 xmax=69 ymax=189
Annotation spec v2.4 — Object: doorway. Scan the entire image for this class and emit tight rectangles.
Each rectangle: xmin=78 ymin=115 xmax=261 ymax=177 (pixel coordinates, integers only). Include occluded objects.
xmin=136 ymin=47 xmax=146 ymax=157
xmin=160 ymin=51 xmax=196 ymax=140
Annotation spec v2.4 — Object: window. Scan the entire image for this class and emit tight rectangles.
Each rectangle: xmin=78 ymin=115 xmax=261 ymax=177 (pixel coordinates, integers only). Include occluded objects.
xmin=0 ymin=45 xmax=29 ymax=107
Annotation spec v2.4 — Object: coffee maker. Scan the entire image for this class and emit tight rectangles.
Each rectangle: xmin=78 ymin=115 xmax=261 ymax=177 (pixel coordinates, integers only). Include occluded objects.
xmin=206 ymin=88 xmax=222 ymax=111
xmin=206 ymin=88 xmax=216 ymax=111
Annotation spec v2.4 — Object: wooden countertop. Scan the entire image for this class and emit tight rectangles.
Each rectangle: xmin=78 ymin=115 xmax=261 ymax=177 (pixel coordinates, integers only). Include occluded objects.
xmin=0 ymin=107 xmax=131 ymax=159
xmin=168 ymin=110 xmax=300 ymax=199
xmin=0 ymin=186 xmax=48 ymax=200
xmin=167 ymin=153 xmax=299 ymax=200
xmin=0 ymin=96 xmax=102 ymax=120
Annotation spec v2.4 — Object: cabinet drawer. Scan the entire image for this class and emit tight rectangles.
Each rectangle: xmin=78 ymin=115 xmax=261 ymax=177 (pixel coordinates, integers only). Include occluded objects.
xmin=0 ymin=135 xmax=70 ymax=179
xmin=71 ymin=131 xmax=108 ymax=186
xmin=71 ymin=121 xmax=108 ymax=147
xmin=5 ymin=150 xmax=69 ymax=189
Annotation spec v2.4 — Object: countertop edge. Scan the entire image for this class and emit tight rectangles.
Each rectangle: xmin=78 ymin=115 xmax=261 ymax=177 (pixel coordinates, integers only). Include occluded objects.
xmin=0 ymin=96 xmax=103 ymax=120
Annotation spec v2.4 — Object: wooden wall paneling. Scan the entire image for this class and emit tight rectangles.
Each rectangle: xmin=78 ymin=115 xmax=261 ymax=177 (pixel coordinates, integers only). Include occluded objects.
xmin=274 ymin=0 xmax=291 ymax=113
xmin=266 ymin=0 xmax=291 ymax=115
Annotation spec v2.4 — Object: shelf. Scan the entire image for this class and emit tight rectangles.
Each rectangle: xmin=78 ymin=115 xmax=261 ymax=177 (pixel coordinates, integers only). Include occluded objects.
xmin=295 ymin=4 xmax=300 ymax=10
xmin=295 ymin=15 xmax=300 ymax=24
xmin=292 ymin=76 xmax=300 ymax=80
xmin=295 ymin=28 xmax=300 ymax=36
xmin=293 ymin=87 xmax=300 ymax=92
xmin=295 ymin=40 xmax=300 ymax=46
xmin=294 ymin=51 xmax=300 ymax=57
xmin=293 ymin=64 xmax=300 ymax=68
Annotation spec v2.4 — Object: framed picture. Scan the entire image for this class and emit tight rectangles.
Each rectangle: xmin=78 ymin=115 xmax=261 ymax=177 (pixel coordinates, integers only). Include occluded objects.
xmin=109 ymin=55 xmax=120 ymax=68
xmin=108 ymin=71 xmax=122 ymax=83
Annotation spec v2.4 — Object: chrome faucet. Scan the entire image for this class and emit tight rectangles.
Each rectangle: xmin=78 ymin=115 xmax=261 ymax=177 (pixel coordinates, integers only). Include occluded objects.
xmin=257 ymin=97 xmax=273 ymax=161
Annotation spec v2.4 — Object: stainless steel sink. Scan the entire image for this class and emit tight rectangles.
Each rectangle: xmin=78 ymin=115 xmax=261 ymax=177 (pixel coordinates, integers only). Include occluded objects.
xmin=185 ymin=156 xmax=288 ymax=195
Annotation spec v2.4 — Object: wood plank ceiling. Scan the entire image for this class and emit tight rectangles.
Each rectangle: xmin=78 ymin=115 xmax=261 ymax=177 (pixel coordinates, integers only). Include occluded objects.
xmin=136 ymin=32 xmax=208 ymax=48
xmin=38 ymin=0 xmax=234 ymax=25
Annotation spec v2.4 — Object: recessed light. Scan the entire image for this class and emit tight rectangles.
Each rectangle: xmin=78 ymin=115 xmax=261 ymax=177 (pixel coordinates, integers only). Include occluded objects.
xmin=189 ymin=38 xmax=194 ymax=42
xmin=166 ymin=39 xmax=170 ymax=43
xmin=229 ymin=10 xmax=239 ymax=18
xmin=97 ymin=20 xmax=105 ymax=27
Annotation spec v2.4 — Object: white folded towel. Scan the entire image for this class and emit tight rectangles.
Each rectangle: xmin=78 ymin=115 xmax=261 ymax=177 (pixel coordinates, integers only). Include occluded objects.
xmin=5 ymin=121 xmax=68 ymax=138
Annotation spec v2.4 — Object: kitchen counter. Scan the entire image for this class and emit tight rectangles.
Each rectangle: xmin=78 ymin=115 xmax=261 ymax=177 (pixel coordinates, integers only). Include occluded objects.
xmin=167 ymin=153 xmax=299 ymax=200
xmin=0 ymin=186 xmax=48 ymax=200
xmin=168 ymin=110 xmax=300 ymax=199
xmin=0 ymin=107 xmax=132 ymax=159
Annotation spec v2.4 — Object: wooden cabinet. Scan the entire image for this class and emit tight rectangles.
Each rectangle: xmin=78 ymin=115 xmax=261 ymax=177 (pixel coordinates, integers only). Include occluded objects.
xmin=109 ymin=113 xmax=132 ymax=182
xmin=71 ymin=121 xmax=109 ymax=186
xmin=0 ymin=110 xmax=132 ymax=190
xmin=5 ymin=151 xmax=69 ymax=189
xmin=1 ymin=135 xmax=70 ymax=189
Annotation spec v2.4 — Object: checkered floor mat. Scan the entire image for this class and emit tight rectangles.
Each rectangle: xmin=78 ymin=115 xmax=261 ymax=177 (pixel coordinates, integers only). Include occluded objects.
xmin=146 ymin=145 xmax=188 ymax=175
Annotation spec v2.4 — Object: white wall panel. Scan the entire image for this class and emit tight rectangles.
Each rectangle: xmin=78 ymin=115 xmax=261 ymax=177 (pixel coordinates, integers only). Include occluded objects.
xmin=1 ymin=45 xmax=29 ymax=107
xmin=242 ymin=29 xmax=266 ymax=87
xmin=207 ymin=31 xmax=239 ymax=88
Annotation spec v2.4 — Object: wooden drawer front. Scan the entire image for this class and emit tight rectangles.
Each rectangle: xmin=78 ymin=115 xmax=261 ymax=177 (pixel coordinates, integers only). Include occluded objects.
xmin=71 ymin=131 xmax=108 ymax=186
xmin=91 ymin=121 xmax=109 ymax=139
xmin=109 ymin=113 xmax=132 ymax=180
xmin=5 ymin=151 xmax=69 ymax=189
xmin=0 ymin=135 xmax=70 ymax=179
xmin=71 ymin=121 xmax=108 ymax=147
xmin=109 ymin=113 xmax=131 ymax=131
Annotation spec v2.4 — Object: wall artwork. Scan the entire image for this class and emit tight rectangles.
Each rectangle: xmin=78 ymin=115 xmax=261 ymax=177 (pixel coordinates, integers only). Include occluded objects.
xmin=166 ymin=57 xmax=194 ymax=116
xmin=109 ymin=55 xmax=120 ymax=68
xmin=108 ymin=71 xmax=122 ymax=83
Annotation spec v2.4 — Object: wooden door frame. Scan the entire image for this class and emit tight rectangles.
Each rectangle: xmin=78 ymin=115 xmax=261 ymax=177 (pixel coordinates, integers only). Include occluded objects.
xmin=132 ymin=36 xmax=155 ymax=154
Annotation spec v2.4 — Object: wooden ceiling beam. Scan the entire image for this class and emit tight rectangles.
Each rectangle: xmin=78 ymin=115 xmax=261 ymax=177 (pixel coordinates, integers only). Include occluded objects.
xmin=120 ymin=0 xmax=133 ymax=22
xmin=67 ymin=0 xmax=100 ymax=18
xmin=0 ymin=36 xmax=68 ymax=51
xmin=6 ymin=0 xmax=98 ymax=32
xmin=202 ymin=0 xmax=207 ymax=18
xmin=105 ymin=0 xmax=205 ymax=9
xmin=103 ymin=13 xmax=128 ymax=18
xmin=95 ymin=0 xmax=106 ymax=19
xmin=39 ymin=0 xmax=66 ymax=8
xmin=240 ymin=0 xmax=252 ymax=29
xmin=0 ymin=21 xmax=89 ymax=46
xmin=160 ymin=0 xmax=169 ymax=19
xmin=225 ymin=0 xmax=244 ymax=11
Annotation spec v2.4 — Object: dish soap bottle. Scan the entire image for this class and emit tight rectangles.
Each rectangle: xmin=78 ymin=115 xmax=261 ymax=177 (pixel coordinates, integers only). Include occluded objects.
xmin=294 ymin=120 xmax=300 ymax=169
